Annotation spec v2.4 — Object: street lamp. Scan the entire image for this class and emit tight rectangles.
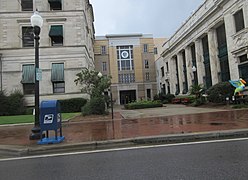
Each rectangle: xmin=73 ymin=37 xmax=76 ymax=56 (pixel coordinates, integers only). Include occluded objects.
xmin=192 ymin=65 xmax=196 ymax=72
xmin=97 ymin=71 xmax=103 ymax=78
xmin=192 ymin=65 xmax=197 ymax=85
xmin=29 ymin=11 xmax=43 ymax=140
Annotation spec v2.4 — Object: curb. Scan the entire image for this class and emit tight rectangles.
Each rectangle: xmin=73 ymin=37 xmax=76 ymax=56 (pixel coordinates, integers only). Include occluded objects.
xmin=1 ymin=129 xmax=248 ymax=158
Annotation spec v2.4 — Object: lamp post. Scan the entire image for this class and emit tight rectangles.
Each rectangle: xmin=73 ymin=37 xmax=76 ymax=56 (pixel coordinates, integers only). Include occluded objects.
xmin=29 ymin=11 xmax=43 ymax=140
xmin=192 ymin=65 xmax=197 ymax=85
xmin=97 ymin=71 xmax=102 ymax=78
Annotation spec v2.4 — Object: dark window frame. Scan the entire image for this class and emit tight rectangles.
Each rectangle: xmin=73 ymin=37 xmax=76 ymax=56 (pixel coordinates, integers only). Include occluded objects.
xmin=23 ymin=84 xmax=35 ymax=95
xmin=53 ymin=82 xmax=65 ymax=93
xmin=234 ymin=9 xmax=245 ymax=32
xmin=22 ymin=26 xmax=34 ymax=47
xmin=49 ymin=0 xmax=62 ymax=11
xmin=21 ymin=0 xmax=33 ymax=11
xmin=143 ymin=44 xmax=148 ymax=53
xmin=49 ymin=25 xmax=64 ymax=46
xmin=101 ymin=46 xmax=106 ymax=55
xmin=161 ymin=66 xmax=165 ymax=77
xmin=144 ymin=60 xmax=149 ymax=69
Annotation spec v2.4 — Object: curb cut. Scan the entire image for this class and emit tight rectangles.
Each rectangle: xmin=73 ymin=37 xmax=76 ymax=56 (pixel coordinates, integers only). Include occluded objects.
xmin=1 ymin=129 xmax=248 ymax=158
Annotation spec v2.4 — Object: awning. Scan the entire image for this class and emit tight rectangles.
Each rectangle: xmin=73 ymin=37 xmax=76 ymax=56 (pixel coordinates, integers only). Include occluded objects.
xmin=49 ymin=25 xmax=63 ymax=37
xmin=21 ymin=64 xmax=35 ymax=84
xmin=51 ymin=63 xmax=64 ymax=82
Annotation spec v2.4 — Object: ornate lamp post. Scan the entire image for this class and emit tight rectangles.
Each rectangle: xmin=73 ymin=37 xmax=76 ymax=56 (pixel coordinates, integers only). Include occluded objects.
xmin=29 ymin=11 xmax=43 ymax=140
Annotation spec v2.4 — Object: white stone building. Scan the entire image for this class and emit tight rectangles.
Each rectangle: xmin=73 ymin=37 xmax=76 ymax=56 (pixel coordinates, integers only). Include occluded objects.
xmin=157 ymin=0 xmax=248 ymax=95
xmin=0 ymin=0 xmax=95 ymax=106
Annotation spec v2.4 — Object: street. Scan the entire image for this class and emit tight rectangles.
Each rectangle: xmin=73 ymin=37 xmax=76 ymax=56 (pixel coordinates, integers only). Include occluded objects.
xmin=0 ymin=138 xmax=248 ymax=180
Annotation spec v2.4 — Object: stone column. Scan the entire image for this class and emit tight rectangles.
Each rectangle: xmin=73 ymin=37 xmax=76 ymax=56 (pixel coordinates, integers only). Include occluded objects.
xmin=208 ymin=29 xmax=220 ymax=85
xmin=224 ymin=14 xmax=239 ymax=80
xmin=177 ymin=53 xmax=184 ymax=94
xmin=168 ymin=56 xmax=175 ymax=94
xmin=195 ymin=39 xmax=204 ymax=85
xmin=185 ymin=46 xmax=193 ymax=88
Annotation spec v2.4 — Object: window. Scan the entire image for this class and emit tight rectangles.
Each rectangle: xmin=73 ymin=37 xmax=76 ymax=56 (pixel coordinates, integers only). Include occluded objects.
xmin=51 ymin=63 xmax=65 ymax=93
xmin=118 ymin=73 xmax=135 ymax=83
xmin=144 ymin=60 xmax=149 ymax=69
xmin=48 ymin=0 xmax=62 ymax=10
xmin=147 ymin=89 xmax=151 ymax=99
xmin=117 ymin=46 xmax=134 ymax=71
xmin=234 ymin=9 xmax=245 ymax=32
xmin=21 ymin=64 xmax=35 ymax=94
xmin=144 ymin=44 xmax=148 ymax=53
xmin=49 ymin=25 xmax=63 ymax=46
xmin=22 ymin=27 xmax=34 ymax=47
xmin=239 ymin=55 xmax=248 ymax=63
xmin=166 ymin=62 xmax=169 ymax=72
xmin=161 ymin=66 xmax=165 ymax=77
xmin=154 ymin=47 xmax=158 ymax=54
xmin=145 ymin=72 xmax=150 ymax=81
xmin=101 ymin=46 xmax=106 ymax=55
xmin=102 ymin=62 xmax=107 ymax=72
xmin=21 ymin=0 xmax=33 ymax=11
xmin=146 ymin=89 xmax=152 ymax=100
xmin=53 ymin=82 xmax=65 ymax=93
xmin=23 ymin=84 xmax=35 ymax=94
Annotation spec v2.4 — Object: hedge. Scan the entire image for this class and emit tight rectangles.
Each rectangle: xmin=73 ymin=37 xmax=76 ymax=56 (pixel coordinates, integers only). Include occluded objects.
xmin=124 ymin=100 xmax=163 ymax=110
xmin=0 ymin=90 xmax=26 ymax=116
xmin=59 ymin=98 xmax=87 ymax=113
xmin=81 ymin=97 xmax=106 ymax=115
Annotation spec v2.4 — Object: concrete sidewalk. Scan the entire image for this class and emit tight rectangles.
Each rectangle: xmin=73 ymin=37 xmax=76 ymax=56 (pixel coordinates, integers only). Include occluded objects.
xmin=1 ymin=104 xmax=248 ymax=157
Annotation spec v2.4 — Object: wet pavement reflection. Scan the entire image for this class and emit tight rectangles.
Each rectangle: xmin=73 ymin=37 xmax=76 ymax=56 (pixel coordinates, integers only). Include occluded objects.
xmin=0 ymin=109 xmax=248 ymax=146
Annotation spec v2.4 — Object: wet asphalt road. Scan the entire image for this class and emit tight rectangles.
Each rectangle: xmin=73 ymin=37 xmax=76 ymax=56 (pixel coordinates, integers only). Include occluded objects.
xmin=0 ymin=139 xmax=248 ymax=180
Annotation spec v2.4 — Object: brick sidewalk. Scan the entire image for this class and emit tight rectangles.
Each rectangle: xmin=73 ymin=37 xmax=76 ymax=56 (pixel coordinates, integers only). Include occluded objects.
xmin=0 ymin=107 xmax=248 ymax=146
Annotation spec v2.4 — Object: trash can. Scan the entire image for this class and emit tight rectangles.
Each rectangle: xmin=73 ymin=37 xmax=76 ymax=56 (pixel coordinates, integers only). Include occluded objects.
xmin=38 ymin=100 xmax=64 ymax=145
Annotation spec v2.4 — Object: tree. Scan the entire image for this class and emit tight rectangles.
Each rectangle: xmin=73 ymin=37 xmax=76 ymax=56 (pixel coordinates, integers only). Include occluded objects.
xmin=74 ymin=68 xmax=112 ymax=115
xmin=74 ymin=68 xmax=111 ymax=98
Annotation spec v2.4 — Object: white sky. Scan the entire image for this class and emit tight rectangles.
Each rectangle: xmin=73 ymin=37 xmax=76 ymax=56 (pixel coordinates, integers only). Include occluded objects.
xmin=90 ymin=0 xmax=205 ymax=38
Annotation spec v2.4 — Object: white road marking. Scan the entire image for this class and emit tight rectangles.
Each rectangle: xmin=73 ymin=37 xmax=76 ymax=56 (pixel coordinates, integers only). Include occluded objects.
xmin=1 ymin=137 xmax=248 ymax=162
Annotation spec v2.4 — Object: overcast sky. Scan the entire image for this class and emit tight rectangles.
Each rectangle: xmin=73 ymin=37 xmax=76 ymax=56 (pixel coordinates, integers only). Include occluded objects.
xmin=90 ymin=0 xmax=205 ymax=38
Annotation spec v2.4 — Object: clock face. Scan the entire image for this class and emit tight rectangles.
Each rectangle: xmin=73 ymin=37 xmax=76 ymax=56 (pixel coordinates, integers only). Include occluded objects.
xmin=121 ymin=50 xmax=129 ymax=59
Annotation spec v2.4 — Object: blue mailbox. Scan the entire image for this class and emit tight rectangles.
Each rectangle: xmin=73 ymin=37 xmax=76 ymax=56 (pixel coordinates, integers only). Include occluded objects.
xmin=38 ymin=100 xmax=65 ymax=145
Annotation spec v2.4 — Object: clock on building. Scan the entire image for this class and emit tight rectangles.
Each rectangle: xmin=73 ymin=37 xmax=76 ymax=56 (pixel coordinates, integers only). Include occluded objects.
xmin=121 ymin=50 xmax=129 ymax=59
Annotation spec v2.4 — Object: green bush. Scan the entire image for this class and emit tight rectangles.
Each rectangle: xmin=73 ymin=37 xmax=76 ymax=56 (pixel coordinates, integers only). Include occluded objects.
xmin=81 ymin=97 xmax=106 ymax=115
xmin=0 ymin=91 xmax=8 ymax=115
xmin=59 ymin=98 xmax=87 ymax=113
xmin=0 ymin=90 xmax=26 ymax=116
xmin=153 ymin=93 xmax=175 ymax=104
xmin=124 ymin=100 xmax=163 ymax=110
xmin=206 ymin=82 xmax=234 ymax=103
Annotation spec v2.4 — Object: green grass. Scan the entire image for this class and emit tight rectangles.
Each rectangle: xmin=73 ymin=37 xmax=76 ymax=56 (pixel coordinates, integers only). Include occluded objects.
xmin=0 ymin=112 xmax=80 ymax=125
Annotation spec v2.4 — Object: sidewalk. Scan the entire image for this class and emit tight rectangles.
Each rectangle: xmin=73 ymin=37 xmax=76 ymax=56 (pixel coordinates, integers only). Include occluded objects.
xmin=1 ymin=104 xmax=248 ymax=157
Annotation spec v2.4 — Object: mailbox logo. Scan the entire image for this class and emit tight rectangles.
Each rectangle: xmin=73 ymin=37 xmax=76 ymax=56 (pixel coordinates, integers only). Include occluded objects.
xmin=44 ymin=114 xmax=54 ymax=124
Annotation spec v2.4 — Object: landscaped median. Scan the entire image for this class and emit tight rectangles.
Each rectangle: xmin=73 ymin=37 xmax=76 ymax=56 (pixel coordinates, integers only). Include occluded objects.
xmin=0 ymin=112 xmax=80 ymax=125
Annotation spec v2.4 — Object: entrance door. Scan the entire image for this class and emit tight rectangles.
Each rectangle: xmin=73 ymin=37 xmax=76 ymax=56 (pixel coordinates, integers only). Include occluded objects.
xmin=120 ymin=90 xmax=136 ymax=105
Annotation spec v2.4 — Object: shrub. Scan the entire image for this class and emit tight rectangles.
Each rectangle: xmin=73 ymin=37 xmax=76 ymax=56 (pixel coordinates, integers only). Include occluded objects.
xmin=207 ymin=82 xmax=234 ymax=103
xmin=124 ymin=100 xmax=163 ymax=110
xmin=81 ymin=97 xmax=106 ymax=115
xmin=59 ymin=98 xmax=87 ymax=113
xmin=232 ymin=104 xmax=248 ymax=109
xmin=153 ymin=93 xmax=175 ymax=104
xmin=0 ymin=90 xmax=26 ymax=116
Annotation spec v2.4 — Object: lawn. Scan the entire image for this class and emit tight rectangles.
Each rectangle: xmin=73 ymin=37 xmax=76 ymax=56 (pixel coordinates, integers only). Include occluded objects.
xmin=0 ymin=112 xmax=80 ymax=125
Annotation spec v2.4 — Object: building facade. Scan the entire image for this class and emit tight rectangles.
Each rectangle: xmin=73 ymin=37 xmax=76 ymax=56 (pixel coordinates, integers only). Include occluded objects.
xmin=157 ymin=0 xmax=248 ymax=95
xmin=94 ymin=34 xmax=158 ymax=104
xmin=0 ymin=0 xmax=95 ymax=106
